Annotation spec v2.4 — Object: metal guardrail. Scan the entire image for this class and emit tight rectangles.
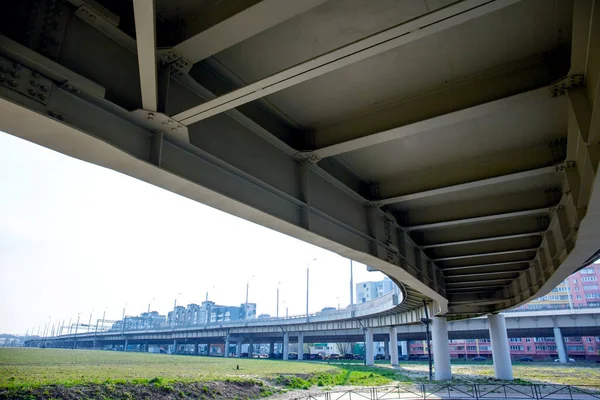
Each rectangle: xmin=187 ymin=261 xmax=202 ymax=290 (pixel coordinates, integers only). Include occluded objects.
xmin=291 ymin=384 xmax=600 ymax=400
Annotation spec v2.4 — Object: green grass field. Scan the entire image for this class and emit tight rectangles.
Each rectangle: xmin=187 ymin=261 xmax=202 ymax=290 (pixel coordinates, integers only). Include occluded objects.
xmin=0 ymin=348 xmax=400 ymax=390
xmin=1 ymin=348 xmax=599 ymax=399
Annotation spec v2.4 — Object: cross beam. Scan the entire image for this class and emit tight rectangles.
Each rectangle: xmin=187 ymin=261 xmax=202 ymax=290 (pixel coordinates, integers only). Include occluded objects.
xmin=172 ymin=0 xmax=523 ymax=125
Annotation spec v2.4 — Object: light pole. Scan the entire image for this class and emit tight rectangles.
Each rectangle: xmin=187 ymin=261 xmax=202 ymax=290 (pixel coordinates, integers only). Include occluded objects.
xmin=121 ymin=303 xmax=128 ymax=334
xmin=283 ymin=300 xmax=288 ymax=318
xmin=306 ymin=258 xmax=317 ymax=318
xmin=172 ymin=293 xmax=182 ymax=327
xmin=276 ymin=282 xmax=281 ymax=318
xmin=88 ymin=310 xmax=94 ymax=333
xmin=147 ymin=298 xmax=155 ymax=330
xmin=350 ymin=259 xmax=354 ymax=310
xmin=245 ymin=276 xmax=255 ymax=320
xmin=337 ymin=297 xmax=340 ymax=310
xmin=66 ymin=317 xmax=72 ymax=335
xmin=73 ymin=313 xmax=81 ymax=350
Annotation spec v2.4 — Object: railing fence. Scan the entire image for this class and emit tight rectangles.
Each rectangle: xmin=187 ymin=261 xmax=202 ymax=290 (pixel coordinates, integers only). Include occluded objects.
xmin=291 ymin=384 xmax=600 ymax=400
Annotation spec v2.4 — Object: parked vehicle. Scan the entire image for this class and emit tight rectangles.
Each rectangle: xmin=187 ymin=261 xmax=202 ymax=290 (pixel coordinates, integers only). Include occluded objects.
xmin=353 ymin=354 xmax=364 ymax=360
xmin=375 ymin=354 xmax=386 ymax=360
xmin=303 ymin=353 xmax=310 ymax=360
xmin=471 ymin=356 xmax=487 ymax=361
xmin=288 ymin=352 xmax=298 ymax=360
xmin=407 ymin=354 xmax=420 ymax=361
xmin=240 ymin=352 xmax=249 ymax=358
xmin=554 ymin=358 xmax=576 ymax=362
xmin=398 ymin=355 xmax=408 ymax=361
xmin=417 ymin=355 xmax=429 ymax=361
xmin=344 ymin=354 xmax=354 ymax=360
xmin=516 ymin=357 xmax=533 ymax=362
xmin=329 ymin=353 xmax=340 ymax=360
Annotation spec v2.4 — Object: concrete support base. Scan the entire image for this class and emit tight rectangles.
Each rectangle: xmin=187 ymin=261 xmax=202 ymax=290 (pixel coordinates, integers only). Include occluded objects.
xmin=236 ymin=340 xmax=242 ymax=358
xmin=269 ymin=341 xmax=275 ymax=357
xmin=554 ymin=326 xmax=568 ymax=363
xmin=390 ymin=326 xmax=399 ymax=367
xmin=297 ymin=332 xmax=304 ymax=361
xmin=248 ymin=340 xmax=253 ymax=358
xmin=488 ymin=314 xmax=513 ymax=380
xmin=194 ymin=342 xmax=199 ymax=355
xmin=432 ymin=317 xmax=452 ymax=380
xmin=224 ymin=337 xmax=230 ymax=358
xmin=365 ymin=328 xmax=374 ymax=366
xmin=401 ymin=341 xmax=408 ymax=356
xmin=283 ymin=332 xmax=289 ymax=361
xmin=384 ymin=339 xmax=390 ymax=360
xmin=172 ymin=339 xmax=177 ymax=354
xmin=124 ymin=339 xmax=128 ymax=352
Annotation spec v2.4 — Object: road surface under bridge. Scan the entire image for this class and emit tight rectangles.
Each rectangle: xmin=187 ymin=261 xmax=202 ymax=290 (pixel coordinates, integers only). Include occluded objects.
xmin=3 ymin=0 xmax=600 ymax=381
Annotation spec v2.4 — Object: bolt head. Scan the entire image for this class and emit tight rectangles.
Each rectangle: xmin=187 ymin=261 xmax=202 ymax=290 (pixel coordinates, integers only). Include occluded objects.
xmin=29 ymin=89 xmax=37 ymax=95
xmin=11 ymin=71 xmax=20 ymax=78
xmin=30 ymin=80 xmax=39 ymax=87
xmin=39 ymin=94 xmax=46 ymax=101
xmin=0 ymin=66 xmax=7 ymax=73
xmin=40 ymin=85 xmax=48 ymax=92
xmin=32 ymin=71 xmax=40 ymax=78
xmin=9 ymin=80 xmax=17 ymax=87
xmin=13 ymin=63 xmax=22 ymax=70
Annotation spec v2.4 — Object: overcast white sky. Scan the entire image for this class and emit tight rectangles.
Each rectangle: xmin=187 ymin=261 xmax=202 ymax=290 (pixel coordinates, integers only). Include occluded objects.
xmin=0 ymin=132 xmax=385 ymax=334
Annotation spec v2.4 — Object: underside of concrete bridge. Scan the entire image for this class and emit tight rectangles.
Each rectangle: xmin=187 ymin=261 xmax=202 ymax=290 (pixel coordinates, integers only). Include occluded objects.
xmin=1 ymin=0 xmax=599 ymax=318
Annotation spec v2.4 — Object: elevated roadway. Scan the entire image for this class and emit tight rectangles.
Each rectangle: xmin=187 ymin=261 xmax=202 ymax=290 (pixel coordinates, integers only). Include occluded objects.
xmin=33 ymin=308 xmax=600 ymax=359
xmin=3 ymin=0 xmax=600 ymax=380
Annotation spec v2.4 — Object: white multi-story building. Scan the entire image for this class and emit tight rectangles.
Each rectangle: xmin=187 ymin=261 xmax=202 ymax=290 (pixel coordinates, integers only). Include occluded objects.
xmin=355 ymin=277 xmax=395 ymax=303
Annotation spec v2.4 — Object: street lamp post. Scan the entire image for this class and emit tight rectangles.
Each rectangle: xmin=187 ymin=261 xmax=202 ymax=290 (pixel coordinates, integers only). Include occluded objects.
xmin=350 ymin=260 xmax=354 ymax=310
xmin=121 ymin=304 xmax=127 ymax=334
xmin=88 ymin=310 xmax=94 ymax=333
xmin=172 ymin=293 xmax=182 ymax=327
xmin=306 ymin=258 xmax=316 ymax=319
xmin=147 ymin=298 xmax=155 ymax=330
xmin=245 ymin=276 xmax=255 ymax=320
xmin=73 ymin=313 xmax=81 ymax=350
xmin=276 ymin=282 xmax=281 ymax=318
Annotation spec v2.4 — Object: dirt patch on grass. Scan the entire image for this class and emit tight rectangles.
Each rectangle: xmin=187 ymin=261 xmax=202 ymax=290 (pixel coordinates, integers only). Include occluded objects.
xmin=0 ymin=380 xmax=276 ymax=400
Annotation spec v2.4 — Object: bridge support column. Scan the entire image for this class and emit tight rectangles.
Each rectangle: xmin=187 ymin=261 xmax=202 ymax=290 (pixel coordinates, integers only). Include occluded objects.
xmin=297 ymin=332 xmax=304 ymax=361
xmin=401 ymin=341 xmax=408 ymax=356
xmin=365 ymin=328 xmax=374 ymax=366
xmin=384 ymin=339 xmax=390 ymax=360
xmin=194 ymin=342 xmax=199 ymax=355
xmin=236 ymin=340 xmax=242 ymax=358
xmin=248 ymin=340 xmax=253 ymax=358
xmin=389 ymin=326 xmax=398 ymax=367
xmin=432 ymin=317 xmax=452 ymax=380
xmin=124 ymin=339 xmax=128 ymax=352
xmin=269 ymin=341 xmax=274 ymax=357
xmin=172 ymin=339 xmax=177 ymax=355
xmin=554 ymin=327 xmax=567 ymax=363
xmin=224 ymin=337 xmax=230 ymax=358
xmin=488 ymin=314 xmax=513 ymax=380
xmin=283 ymin=332 xmax=289 ymax=361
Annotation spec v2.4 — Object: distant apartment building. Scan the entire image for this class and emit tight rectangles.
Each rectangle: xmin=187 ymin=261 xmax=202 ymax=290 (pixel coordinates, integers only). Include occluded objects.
xmin=166 ymin=301 xmax=257 ymax=327
xmin=356 ymin=277 xmax=396 ymax=303
xmin=408 ymin=263 xmax=600 ymax=361
xmin=111 ymin=311 xmax=167 ymax=331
